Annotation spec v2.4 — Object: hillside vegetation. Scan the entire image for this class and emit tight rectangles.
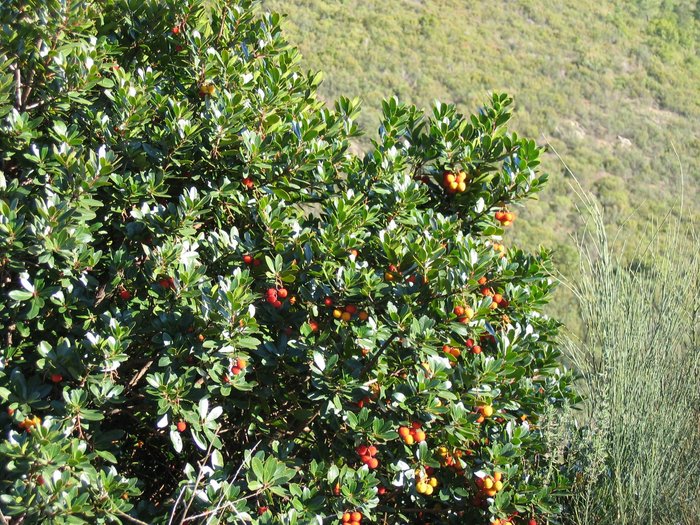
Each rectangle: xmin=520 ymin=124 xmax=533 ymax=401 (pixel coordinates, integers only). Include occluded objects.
xmin=263 ymin=0 xmax=699 ymax=316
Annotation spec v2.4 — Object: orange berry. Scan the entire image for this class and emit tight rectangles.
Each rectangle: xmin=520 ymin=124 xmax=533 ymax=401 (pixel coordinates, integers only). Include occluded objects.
xmin=493 ymin=472 xmax=503 ymax=482
xmin=472 ymin=345 xmax=482 ymax=355
xmin=341 ymin=311 xmax=352 ymax=322
xmin=476 ymin=415 xmax=485 ymax=424
xmin=358 ymin=311 xmax=369 ymax=321
xmin=177 ymin=421 xmax=186 ymax=432
xmin=444 ymin=172 xmax=456 ymax=184
xmin=342 ymin=513 xmax=352 ymax=523
xmin=356 ymin=445 xmax=368 ymax=456
xmin=367 ymin=457 xmax=379 ymax=469
xmin=351 ymin=512 xmax=362 ymax=522
xmin=398 ymin=426 xmax=411 ymax=438
xmin=413 ymin=430 xmax=426 ymax=442
xmin=477 ymin=276 xmax=488 ymax=285
xmin=453 ymin=305 xmax=465 ymax=316
xmin=367 ymin=445 xmax=378 ymax=456
xmin=493 ymin=293 xmax=503 ymax=304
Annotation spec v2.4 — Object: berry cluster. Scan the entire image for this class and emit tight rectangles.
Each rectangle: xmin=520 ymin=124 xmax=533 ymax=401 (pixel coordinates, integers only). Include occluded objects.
xmin=442 ymin=170 xmax=469 ymax=194
xmin=481 ymin=286 xmax=509 ymax=309
xmin=442 ymin=344 xmax=461 ymax=359
xmin=242 ymin=254 xmax=262 ymax=267
xmin=453 ymin=305 xmax=475 ymax=323
xmin=415 ymin=467 xmax=438 ymax=495
xmin=355 ymin=444 xmax=379 ymax=469
xmin=436 ymin=446 xmax=465 ymax=475
xmin=398 ymin=421 xmax=426 ymax=445
xmin=265 ymin=287 xmax=288 ymax=309
xmin=331 ymin=303 xmax=369 ymax=322
xmin=341 ymin=511 xmax=363 ymax=525
xmin=465 ymin=338 xmax=482 ymax=355
xmin=158 ymin=276 xmax=175 ymax=289
xmin=476 ymin=404 xmax=494 ymax=424
xmin=494 ymin=210 xmax=515 ymax=227
xmin=18 ymin=416 xmax=41 ymax=433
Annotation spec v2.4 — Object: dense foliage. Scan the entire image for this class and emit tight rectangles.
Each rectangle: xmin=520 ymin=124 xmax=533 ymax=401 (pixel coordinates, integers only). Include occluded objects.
xmin=262 ymin=0 xmax=700 ymax=332
xmin=0 ymin=1 xmax=577 ymax=523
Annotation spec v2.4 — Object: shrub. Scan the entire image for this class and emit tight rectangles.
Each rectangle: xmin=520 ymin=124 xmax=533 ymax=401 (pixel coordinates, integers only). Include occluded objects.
xmin=0 ymin=1 xmax=577 ymax=523
xmin=560 ymin=188 xmax=700 ymax=525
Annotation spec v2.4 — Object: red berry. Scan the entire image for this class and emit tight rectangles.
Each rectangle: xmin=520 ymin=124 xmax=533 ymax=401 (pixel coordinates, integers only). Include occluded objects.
xmin=272 ymin=300 xmax=282 ymax=309
xmin=7 ymin=407 xmax=15 ymax=416
xmin=367 ymin=457 xmax=378 ymax=469
xmin=529 ymin=520 xmax=537 ymax=525
xmin=253 ymin=258 xmax=262 ymax=267
xmin=360 ymin=454 xmax=371 ymax=465
xmin=466 ymin=338 xmax=475 ymax=348
xmin=258 ymin=506 xmax=268 ymax=515
xmin=231 ymin=366 xmax=242 ymax=375
xmin=159 ymin=278 xmax=172 ymax=289
xmin=356 ymin=445 xmax=368 ymax=456
xmin=36 ymin=475 xmax=45 ymax=486
xmin=172 ymin=25 xmax=180 ymax=34
xmin=266 ymin=288 xmax=277 ymax=298
xmin=344 ymin=304 xmax=357 ymax=314
xmin=50 ymin=374 xmax=63 ymax=383
xmin=377 ymin=486 xmax=386 ymax=495
xmin=309 ymin=320 xmax=319 ymax=332
xmin=277 ymin=288 xmax=288 ymax=299
xmin=411 ymin=421 xmax=422 ymax=429
xmin=324 ymin=296 xmax=333 ymax=307
xmin=454 ymin=305 xmax=465 ymax=316
xmin=119 ymin=289 xmax=131 ymax=300
xmin=177 ymin=421 xmax=186 ymax=432
xmin=243 ymin=254 xmax=253 ymax=265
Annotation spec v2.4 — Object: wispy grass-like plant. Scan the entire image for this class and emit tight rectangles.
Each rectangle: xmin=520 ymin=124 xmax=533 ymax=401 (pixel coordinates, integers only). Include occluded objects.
xmin=560 ymin=179 xmax=700 ymax=525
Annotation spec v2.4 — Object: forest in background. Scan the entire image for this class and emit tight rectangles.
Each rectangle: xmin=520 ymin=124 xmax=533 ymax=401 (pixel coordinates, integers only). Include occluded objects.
xmin=263 ymin=0 xmax=700 ymax=331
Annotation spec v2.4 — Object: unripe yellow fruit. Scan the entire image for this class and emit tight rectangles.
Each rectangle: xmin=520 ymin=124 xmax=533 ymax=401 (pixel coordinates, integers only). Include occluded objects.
xmin=423 ymin=484 xmax=433 ymax=495
xmin=481 ymin=405 xmax=494 ymax=417
xmin=483 ymin=477 xmax=494 ymax=489
xmin=428 ymin=477 xmax=438 ymax=488
xmin=494 ymin=480 xmax=503 ymax=491
xmin=404 ymin=435 xmax=414 ymax=445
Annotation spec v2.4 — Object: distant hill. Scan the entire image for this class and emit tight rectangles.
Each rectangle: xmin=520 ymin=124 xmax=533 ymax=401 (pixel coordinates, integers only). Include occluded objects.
xmin=262 ymin=0 xmax=699 ymax=330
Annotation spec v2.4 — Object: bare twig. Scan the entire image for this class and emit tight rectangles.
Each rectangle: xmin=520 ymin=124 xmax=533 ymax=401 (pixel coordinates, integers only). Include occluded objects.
xmin=360 ymin=333 xmax=398 ymax=377
xmin=116 ymin=510 xmax=150 ymax=525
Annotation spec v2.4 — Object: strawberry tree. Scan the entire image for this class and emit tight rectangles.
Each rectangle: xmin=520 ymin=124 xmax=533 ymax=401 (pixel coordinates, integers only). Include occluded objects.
xmin=0 ymin=1 xmax=578 ymax=524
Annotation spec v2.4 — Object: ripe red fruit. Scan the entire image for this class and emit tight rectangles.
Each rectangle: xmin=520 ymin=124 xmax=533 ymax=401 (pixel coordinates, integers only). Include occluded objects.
xmin=258 ymin=506 xmax=268 ymax=515
xmin=231 ymin=367 xmax=242 ymax=375
xmin=377 ymin=486 xmax=386 ymax=495
xmin=242 ymin=177 xmax=254 ymax=189
xmin=411 ymin=421 xmax=422 ymax=429
xmin=50 ymin=374 xmax=63 ymax=383
xmin=466 ymin=338 xmax=475 ymax=348
xmin=529 ymin=520 xmax=537 ymax=525
xmin=266 ymin=288 xmax=277 ymax=298
xmin=472 ymin=345 xmax=482 ymax=355
xmin=159 ymin=277 xmax=173 ymax=289
xmin=344 ymin=304 xmax=357 ymax=314
xmin=243 ymin=254 xmax=253 ymax=265
xmin=176 ymin=421 xmax=186 ymax=432
xmin=324 ymin=296 xmax=333 ymax=307
xmin=356 ymin=445 xmax=369 ymax=456
xmin=253 ymin=258 xmax=262 ymax=267
xmin=272 ymin=300 xmax=282 ymax=309
xmin=7 ymin=407 xmax=15 ymax=416
xmin=277 ymin=288 xmax=288 ymax=299
xmin=453 ymin=305 xmax=465 ymax=317
xmin=36 ymin=475 xmax=45 ymax=486
xmin=351 ymin=511 xmax=362 ymax=522
xmin=119 ymin=289 xmax=132 ymax=300
xmin=171 ymin=25 xmax=180 ymax=34
xmin=309 ymin=320 xmax=319 ymax=332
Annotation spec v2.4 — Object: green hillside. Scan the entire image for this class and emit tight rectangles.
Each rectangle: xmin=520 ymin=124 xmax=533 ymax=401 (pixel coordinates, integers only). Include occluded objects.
xmin=262 ymin=0 xmax=699 ymax=329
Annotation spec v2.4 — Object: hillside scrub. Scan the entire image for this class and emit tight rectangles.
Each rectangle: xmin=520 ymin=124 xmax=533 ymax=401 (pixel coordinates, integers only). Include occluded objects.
xmin=0 ymin=1 xmax=578 ymax=524
xmin=559 ymin=187 xmax=700 ymax=525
